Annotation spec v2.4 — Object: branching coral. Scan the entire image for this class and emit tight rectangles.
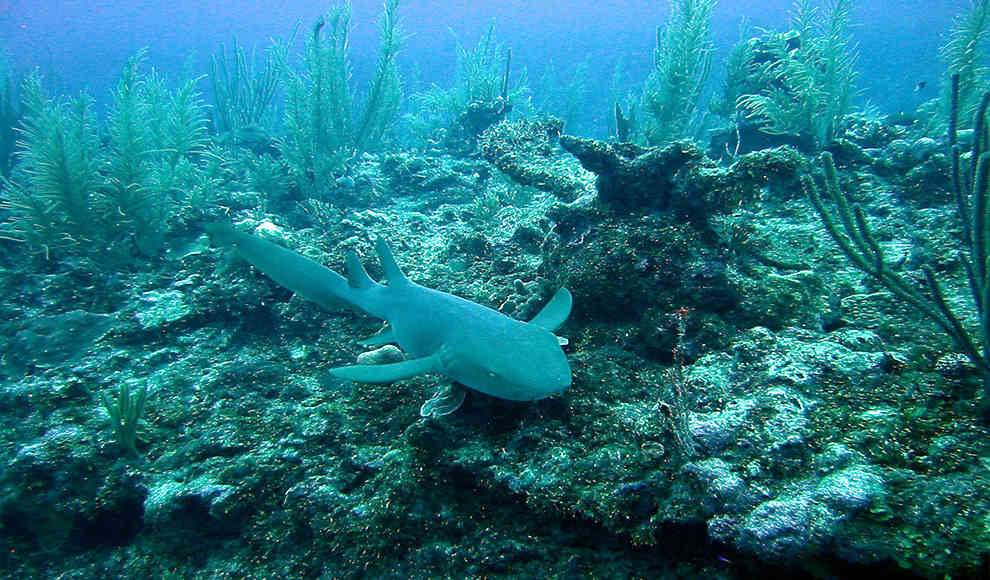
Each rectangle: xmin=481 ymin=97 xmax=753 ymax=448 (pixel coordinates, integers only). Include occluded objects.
xmin=278 ymin=1 xmax=404 ymax=196
xmin=1 ymin=52 xmax=209 ymax=260
xmin=209 ymin=38 xmax=280 ymax=135
xmin=105 ymin=51 xmax=209 ymax=256
xmin=0 ymin=72 xmax=102 ymax=254
xmin=640 ymin=0 xmax=716 ymax=146
xmin=806 ymin=76 xmax=990 ymax=419
xmin=406 ymin=20 xmax=521 ymax=152
xmin=737 ymin=0 xmax=858 ymax=149
xmin=940 ymin=0 xmax=990 ymax=129
xmin=353 ymin=0 xmax=403 ymax=153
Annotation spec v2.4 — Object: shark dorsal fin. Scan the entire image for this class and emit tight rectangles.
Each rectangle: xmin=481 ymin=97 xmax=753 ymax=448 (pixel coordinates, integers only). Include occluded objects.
xmin=345 ymin=249 xmax=377 ymax=289
xmin=528 ymin=288 xmax=573 ymax=332
xmin=375 ymin=238 xmax=409 ymax=286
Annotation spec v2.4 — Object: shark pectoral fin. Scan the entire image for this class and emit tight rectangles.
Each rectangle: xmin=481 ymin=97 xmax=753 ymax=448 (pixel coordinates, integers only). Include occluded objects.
xmin=528 ymin=287 xmax=573 ymax=332
xmin=358 ymin=326 xmax=397 ymax=347
xmin=420 ymin=384 xmax=467 ymax=417
xmin=329 ymin=353 xmax=440 ymax=384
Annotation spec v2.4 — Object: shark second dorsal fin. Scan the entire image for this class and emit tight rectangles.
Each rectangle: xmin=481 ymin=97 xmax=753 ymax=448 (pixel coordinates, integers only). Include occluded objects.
xmin=528 ymin=288 xmax=573 ymax=332
xmin=345 ymin=249 xmax=377 ymax=290
xmin=374 ymin=238 xmax=409 ymax=286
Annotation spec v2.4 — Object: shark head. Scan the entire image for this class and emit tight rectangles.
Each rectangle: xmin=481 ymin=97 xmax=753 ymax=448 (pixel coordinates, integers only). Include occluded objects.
xmin=438 ymin=322 xmax=571 ymax=402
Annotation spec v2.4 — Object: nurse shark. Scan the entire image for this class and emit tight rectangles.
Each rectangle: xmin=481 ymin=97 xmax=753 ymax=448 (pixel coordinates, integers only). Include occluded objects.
xmin=207 ymin=223 xmax=572 ymax=415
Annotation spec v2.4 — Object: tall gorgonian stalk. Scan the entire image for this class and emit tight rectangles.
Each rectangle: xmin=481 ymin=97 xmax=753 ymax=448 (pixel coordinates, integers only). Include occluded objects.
xmin=277 ymin=1 xmax=403 ymax=197
xmin=940 ymin=0 xmax=990 ymax=129
xmin=805 ymin=76 xmax=990 ymax=420
xmin=640 ymin=0 xmax=715 ymax=145
xmin=0 ymin=72 xmax=102 ymax=256
xmin=737 ymin=0 xmax=858 ymax=149
xmin=210 ymin=38 xmax=280 ymax=135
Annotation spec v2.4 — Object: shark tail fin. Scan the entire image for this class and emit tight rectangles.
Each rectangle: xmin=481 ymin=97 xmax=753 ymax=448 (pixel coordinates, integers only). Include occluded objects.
xmin=206 ymin=223 xmax=382 ymax=315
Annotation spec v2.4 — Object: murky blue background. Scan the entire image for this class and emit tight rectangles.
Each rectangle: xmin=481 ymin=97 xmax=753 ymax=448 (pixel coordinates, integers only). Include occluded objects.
xmin=0 ymin=1 xmax=970 ymax=129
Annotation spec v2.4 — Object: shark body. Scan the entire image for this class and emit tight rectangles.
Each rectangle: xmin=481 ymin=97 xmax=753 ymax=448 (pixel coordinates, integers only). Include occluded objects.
xmin=207 ymin=224 xmax=572 ymax=406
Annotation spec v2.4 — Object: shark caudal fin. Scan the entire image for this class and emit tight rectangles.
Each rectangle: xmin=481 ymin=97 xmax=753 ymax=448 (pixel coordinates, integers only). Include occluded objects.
xmin=206 ymin=223 xmax=380 ymax=313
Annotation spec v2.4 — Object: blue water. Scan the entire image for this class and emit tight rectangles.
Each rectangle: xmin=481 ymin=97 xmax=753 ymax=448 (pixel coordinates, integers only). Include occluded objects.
xmin=0 ymin=0 xmax=970 ymax=134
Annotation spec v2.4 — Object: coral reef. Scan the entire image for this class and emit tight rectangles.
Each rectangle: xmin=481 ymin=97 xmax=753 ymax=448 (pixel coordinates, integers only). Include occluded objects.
xmin=1 ymin=2 xmax=989 ymax=578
